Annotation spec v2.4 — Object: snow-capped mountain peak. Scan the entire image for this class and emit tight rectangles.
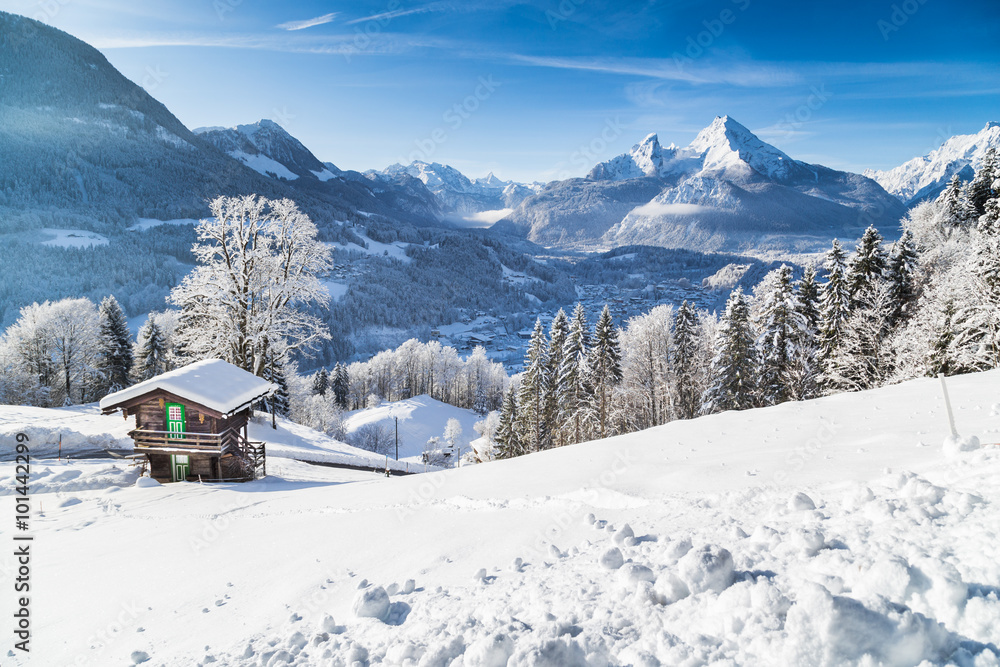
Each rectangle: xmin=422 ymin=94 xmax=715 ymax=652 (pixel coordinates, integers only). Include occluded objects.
xmin=864 ymin=121 xmax=1000 ymax=204
xmin=689 ymin=115 xmax=798 ymax=180
xmin=196 ymin=119 xmax=334 ymax=182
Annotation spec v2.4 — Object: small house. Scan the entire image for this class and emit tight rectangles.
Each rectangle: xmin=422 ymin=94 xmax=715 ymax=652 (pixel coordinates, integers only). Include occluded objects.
xmin=100 ymin=359 xmax=276 ymax=483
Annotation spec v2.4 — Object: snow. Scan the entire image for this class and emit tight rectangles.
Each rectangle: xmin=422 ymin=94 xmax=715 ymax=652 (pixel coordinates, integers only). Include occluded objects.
xmin=99 ymin=359 xmax=277 ymax=417
xmin=343 ymin=395 xmax=481 ymax=463
xmin=38 ymin=228 xmax=109 ymax=248
xmin=2 ymin=369 xmax=1000 ymax=665
xmin=865 ymin=121 xmax=1000 ymax=204
xmin=319 ymin=279 xmax=349 ymax=301
xmin=310 ymin=168 xmax=337 ymax=182
xmin=129 ymin=217 xmax=200 ymax=231
xmin=229 ymin=150 xmax=299 ymax=180
xmin=329 ymin=232 xmax=412 ymax=263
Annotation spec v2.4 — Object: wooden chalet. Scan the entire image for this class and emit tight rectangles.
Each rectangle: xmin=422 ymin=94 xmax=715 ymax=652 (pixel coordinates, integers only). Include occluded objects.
xmin=100 ymin=359 xmax=276 ymax=483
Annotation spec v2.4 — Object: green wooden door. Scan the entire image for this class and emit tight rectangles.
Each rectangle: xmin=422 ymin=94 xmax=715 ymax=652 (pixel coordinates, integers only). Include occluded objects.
xmin=170 ymin=454 xmax=190 ymax=482
xmin=165 ymin=403 xmax=186 ymax=440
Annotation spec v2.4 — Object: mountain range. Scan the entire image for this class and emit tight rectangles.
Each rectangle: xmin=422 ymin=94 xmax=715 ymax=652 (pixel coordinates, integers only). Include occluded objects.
xmin=864 ymin=122 xmax=1000 ymax=206
xmin=0 ymin=9 xmax=995 ymax=257
xmin=494 ymin=116 xmax=908 ymax=253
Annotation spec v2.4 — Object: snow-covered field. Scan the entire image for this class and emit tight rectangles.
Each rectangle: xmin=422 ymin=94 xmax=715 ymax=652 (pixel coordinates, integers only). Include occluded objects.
xmin=343 ymin=395 xmax=482 ymax=463
xmin=37 ymin=228 xmax=109 ymax=248
xmin=2 ymin=371 xmax=1000 ymax=665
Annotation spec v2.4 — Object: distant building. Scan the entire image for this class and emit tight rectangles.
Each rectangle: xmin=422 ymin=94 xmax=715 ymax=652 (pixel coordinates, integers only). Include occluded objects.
xmin=100 ymin=359 xmax=274 ymax=483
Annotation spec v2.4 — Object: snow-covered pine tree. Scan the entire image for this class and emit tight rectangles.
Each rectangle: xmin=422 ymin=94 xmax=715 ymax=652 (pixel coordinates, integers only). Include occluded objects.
xmin=822 ymin=280 xmax=896 ymax=392
xmin=846 ymin=226 xmax=888 ymax=309
xmin=671 ymin=300 xmax=701 ymax=420
xmin=546 ymin=309 xmax=570 ymax=446
xmin=495 ymin=388 xmax=523 ymax=459
xmin=261 ymin=351 xmax=291 ymax=420
xmin=558 ymin=303 xmax=594 ymax=445
xmin=332 ymin=363 xmax=349 ymax=408
xmin=516 ymin=319 xmax=550 ymax=452
xmin=590 ymin=305 xmax=622 ymax=439
xmin=937 ymin=173 xmax=974 ymax=228
xmin=133 ymin=314 xmax=168 ymax=382
xmin=752 ymin=266 xmax=806 ymax=406
xmin=927 ymin=299 xmax=957 ymax=376
xmin=795 ymin=264 xmax=821 ymax=335
xmin=791 ymin=265 xmax=821 ymax=400
xmin=702 ymin=288 xmax=757 ymax=414
xmin=95 ymin=295 xmax=133 ymax=394
xmin=311 ymin=367 xmax=329 ymax=396
xmin=885 ymin=230 xmax=918 ymax=326
xmin=818 ymin=240 xmax=851 ymax=382
xmin=966 ymin=147 xmax=998 ymax=218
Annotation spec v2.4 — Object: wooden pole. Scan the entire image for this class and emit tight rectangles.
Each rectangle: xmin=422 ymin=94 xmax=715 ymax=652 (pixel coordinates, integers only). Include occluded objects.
xmin=938 ymin=373 xmax=959 ymax=438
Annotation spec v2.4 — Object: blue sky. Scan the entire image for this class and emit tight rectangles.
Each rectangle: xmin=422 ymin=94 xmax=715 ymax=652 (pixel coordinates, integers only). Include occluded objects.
xmin=5 ymin=0 xmax=999 ymax=182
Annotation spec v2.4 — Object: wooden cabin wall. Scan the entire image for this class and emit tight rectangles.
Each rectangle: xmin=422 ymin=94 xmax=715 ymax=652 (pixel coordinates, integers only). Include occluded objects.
xmin=149 ymin=454 xmax=171 ymax=481
xmin=132 ymin=395 xmax=225 ymax=434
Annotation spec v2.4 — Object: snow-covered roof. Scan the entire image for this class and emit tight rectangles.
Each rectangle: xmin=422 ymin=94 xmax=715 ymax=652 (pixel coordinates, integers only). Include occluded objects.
xmin=100 ymin=359 xmax=277 ymax=416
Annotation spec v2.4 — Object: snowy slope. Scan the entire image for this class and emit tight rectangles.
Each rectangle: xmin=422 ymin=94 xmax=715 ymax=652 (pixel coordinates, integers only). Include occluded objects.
xmin=864 ymin=121 xmax=1000 ymax=205
xmin=2 ymin=371 xmax=1000 ymax=665
xmin=343 ymin=395 xmax=482 ymax=462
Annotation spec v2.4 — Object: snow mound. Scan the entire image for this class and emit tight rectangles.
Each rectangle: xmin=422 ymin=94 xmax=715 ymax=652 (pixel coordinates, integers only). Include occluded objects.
xmin=677 ymin=544 xmax=735 ymax=594
xmin=943 ymin=433 xmax=981 ymax=457
xmin=352 ymin=586 xmax=390 ymax=621
xmin=134 ymin=477 xmax=161 ymax=488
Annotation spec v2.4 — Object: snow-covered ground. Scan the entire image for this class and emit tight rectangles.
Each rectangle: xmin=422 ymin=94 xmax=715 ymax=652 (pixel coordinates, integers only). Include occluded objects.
xmin=329 ymin=232 xmax=412 ymax=263
xmin=343 ymin=395 xmax=482 ymax=463
xmin=37 ymin=228 xmax=109 ymax=248
xmin=2 ymin=371 xmax=1000 ymax=665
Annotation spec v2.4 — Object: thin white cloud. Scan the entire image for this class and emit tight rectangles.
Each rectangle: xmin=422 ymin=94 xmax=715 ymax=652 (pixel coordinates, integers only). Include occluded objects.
xmin=277 ymin=13 xmax=338 ymax=31
xmin=632 ymin=202 xmax=712 ymax=217
xmin=345 ymin=7 xmax=434 ymax=25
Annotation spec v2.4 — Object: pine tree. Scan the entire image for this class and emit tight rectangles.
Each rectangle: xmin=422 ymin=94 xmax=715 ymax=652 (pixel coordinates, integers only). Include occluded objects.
xmin=822 ymin=281 xmax=896 ymax=391
xmin=795 ymin=264 xmax=821 ymax=335
xmin=133 ymin=315 xmax=167 ymax=382
xmin=818 ymin=240 xmax=851 ymax=376
xmin=590 ymin=305 xmax=623 ymax=439
xmin=546 ymin=309 xmax=570 ymax=446
xmin=332 ymin=363 xmax=349 ymax=408
xmin=928 ymin=299 xmax=957 ymax=376
xmin=311 ymin=368 xmax=329 ymax=396
xmin=847 ymin=226 xmax=888 ymax=309
xmin=516 ymin=319 xmax=550 ymax=452
xmin=792 ymin=265 xmax=821 ymax=400
xmin=671 ymin=300 xmax=701 ymax=420
xmin=495 ymin=389 xmax=523 ymax=459
xmin=262 ymin=352 xmax=291 ymax=419
xmin=938 ymin=173 xmax=974 ymax=227
xmin=885 ymin=230 xmax=918 ymax=325
xmin=966 ymin=147 xmax=998 ymax=217
xmin=96 ymin=295 xmax=133 ymax=394
xmin=558 ymin=303 xmax=594 ymax=444
xmin=753 ymin=266 xmax=804 ymax=406
xmin=702 ymin=288 xmax=757 ymax=414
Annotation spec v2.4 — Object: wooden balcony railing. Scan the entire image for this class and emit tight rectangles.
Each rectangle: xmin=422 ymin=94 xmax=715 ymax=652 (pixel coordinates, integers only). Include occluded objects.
xmin=130 ymin=429 xmax=232 ymax=452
